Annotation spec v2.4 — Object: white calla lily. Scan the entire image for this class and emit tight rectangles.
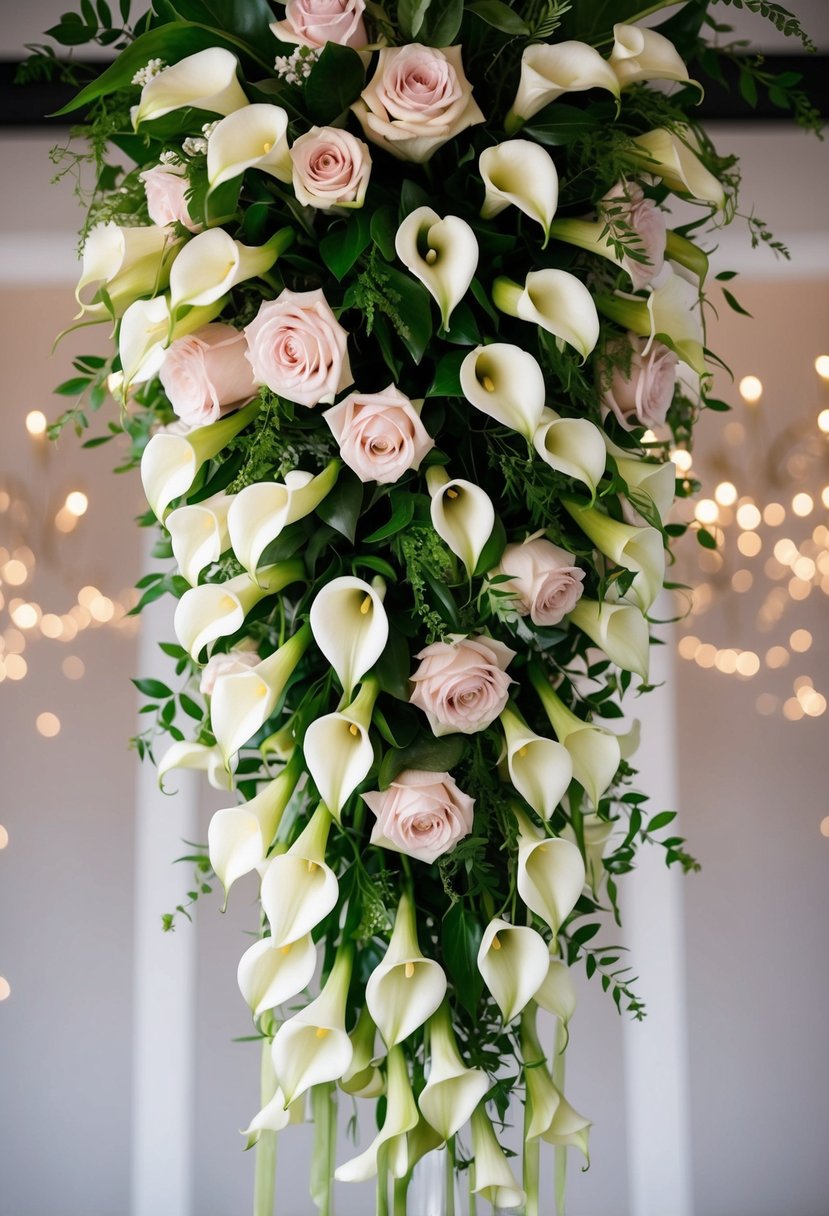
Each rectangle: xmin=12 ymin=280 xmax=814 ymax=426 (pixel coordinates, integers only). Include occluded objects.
xmin=157 ymin=738 xmax=236 ymax=792
xmin=260 ymin=803 xmax=339 ymax=947
xmin=211 ymin=623 xmax=313 ymax=763
xmin=460 ymin=343 xmax=546 ymax=440
xmin=533 ymin=408 xmax=607 ymax=496
xmin=340 ymin=1006 xmax=384 ymax=1099
xmin=208 ymin=753 xmax=302 ymax=895
xmin=335 ymin=1046 xmax=419 ymax=1183
xmin=418 ymin=1003 xmax=489 ymax=1142
xmin=530 ymin=670 xmax=621 ymax=807
xmin=597 ymin=267 xmax=706 ymax=375
xmin=75 ymin=222 xmax=174 ymax=317
xmin=394 ymin=207 xmax=479 ymax=330
xmin=547 ymin=215 xmax=658 ymax=290
xmin=493 ymin=269 xmax=600 ymax=361
xmin=133 ymin=48 xmax=249 ymax=126
xmin=242 ymin=1085 xmax=305 ymax=1144
xmin=426 ymin=466 xmax=495 ymax=577
xmin=563 ymin=811 xmax=615 ymax=897
xmin=568 ymin=597 xmax=651 ymax=680
xmin=605 ymin=438 xmax=676 ymax=524
xmin=470 ymin=1104 xmax=526 ymax=1211
xmin=237 ymin=934 xmax=317 ymax=1018
xmin=564 ymin=499 xmax=665 ymax=612
xmin=500 ymin=705 xmax=572 ymax=822
xmin=169 ymin=227 xmax=289 ymax=316
xmin=228 ymin=462 xmax=340 ymax=579
xmin=207 ymin=103 xmax=292 ymax=189
xmin=119 ymin=294 xmax=223 ymax=387
xmin=174 ymin=561 xmax=304 ymax=662
xmin=610 ymin=23 xmax=699 ymax=92
xmin=272 ymin=946 xmax=354 ymax=1105
xmin=310 ymin=575 xmax=389 ymax=699
xmin=303 ymin=679 xmax=378 ymax=820
xmin=535 ymin=959 xmax=577 ymax=1031
xmin=541 ymin=1088 xmax=592 ymax=1160
xmin=514 ymin=809 xmax=586 ymax=938
xmin=139 ymin=398 xmax=259 ymax=519
xmin=628 ymin=127 xmax=725 ymax=209
xmin=366 ymin=890 xmax=447 ymax=1049
xmin=480 ymin=140 xmax=559 ymax=240
xmin=520 ymin=1007 xmax=561 ymax=1140
xmin=507 ymin=41 xmax=620 ymax=130
xmin=477 ymin=917 xmax=549 ymax=1024
xmin=166 ymin=492 xmax=232 ymax=585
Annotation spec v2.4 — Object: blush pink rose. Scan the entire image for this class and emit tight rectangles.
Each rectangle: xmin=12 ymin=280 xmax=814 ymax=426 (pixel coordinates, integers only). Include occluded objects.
xmin=141 ymin=164 xmax=200 ymax=232
xmin=410 ymin=635 xmax=515 ymax=737
xmin=601 ymin=334 xmax=678 ymax=431
xmin=352 ymin=44 xmax=485 ymax=164
xmin=199 ymin=649 xmax=260 ymax=697
xmin=244 ymin=288 xmax=352 ymax=408
xmin=159 ymin=323 xmax=259 ymax=427
xmin=323 ymin=385 xmax=433 ymax=484
xmin=494 ymin=539 xmax=585 ymax=627
xmin=271 ymin=0 xmax=368 ymax=48
xmin=290 ymin=126 xmax=372 ymax=209
xmin=363 ymin=769 xmax=474 ymax=864
xmin=601 ymin=182 xmax=666 ymax=290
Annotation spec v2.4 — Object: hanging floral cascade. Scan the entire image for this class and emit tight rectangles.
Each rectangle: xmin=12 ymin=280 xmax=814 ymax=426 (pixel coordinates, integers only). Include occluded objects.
xmin=38 ymin=0 xmax=816 ymax=1211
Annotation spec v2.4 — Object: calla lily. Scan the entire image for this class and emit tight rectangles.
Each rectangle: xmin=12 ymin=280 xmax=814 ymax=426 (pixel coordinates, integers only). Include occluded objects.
xmin=610 ymin=23 xmax=700 ymax=93
xmin=470 ymin=1104 xmax=526 ymax=1211
xmin=366 ymin=890 xmax=447 ymax=1048
xmin=174 ymin=561 xmax=304 ymax=662
xmin=568 ymin=597 xmax=651 ymax=680
xmin=477 ymin=917 xmax=549 ymax=1024
xmin=260 ymin=803 xmax=339 ymax=947
xmin=514 ymin=809 xmax=586 ymax=938
xmin=563 ymin=812 xmax=615 ymax=897
xmin=665 ymin=228 xmax=710 ymax=285
xmin=140 ymin=398 xmax=259 ymax=519
xmin=228 ymin=462 xmax=340 ymax=579
xmin=597 ymin=268 xmax=706 ymax=375
xmin=211 ymin=623 xmax=313 ymax=763
xmin=169 ymin=227 xmax=291 ymax=316
xmin=157 ymin=738 xmax=236 ymax=792
xmin=546 ymin=215 xmax=658 ymax=290
xmin=606 ymin=438 xmax=676 ymax=524
xmin=493 ymin=270 xmax=600 ymax=360
xmin=394 ymin=207 xmax=479 ymax=330
xmin=563 ymin=499 xmax=665 ymax=612
xmin=460 ymin=343 xmax=546 ymax=441
xmin=479 ymin=140 xmax=559 ymax=241
xmin=506 ymin=41 xmax=620 ymax=130
xmin=535 ymin=959 xmax=577 ymax=1031
xmin=541 ymin=1088 xmax=592 ymax=1160
xmin=119 ymin=294 xmax=223 ymax=387
xmin=335 ymin=1046 xmax=419 ymax=1183
xmin=340 ymin=1006 xmax=384 ymax=1099
xmin=242 ymin=1085 xmax=305 ymax=1144
xmin=166 ymin=492 xmax=232 ymax=586
xmin=533 ymin=408 xmax=607 ymax=496
xmin=418 ymin=1003 xmax=489 ymax=1141
xmin=500 ymin=705 xmax=572 ymax=822
xmin=207 ymin=103 xmax=292 ymax=189
xmin=271 ymin=945 xmax=354 ymax=1105
xmin=133 ymin=48 xmax=249 ymax=126
xmin=530 ymin=669 xmax=621 ymax=807
xmin=75 ymin=222 xmax=174 ymax=317
xmin=426 ymin=466 xmax=495 ymax=577
xmin=628 ymin=127 xmax=725 ymax=209
xmin=520 ymin=1006 xmax=561 ymax=1140
xmin=310 ymin=575 xmax=389 ymax=699
xmin=237 ymin=934 xmax=317 ymax=1018
xmin=208 ymin=753 xmax=303 ymax=895
xmin=303 ymin=678 xmax=378 ymax=820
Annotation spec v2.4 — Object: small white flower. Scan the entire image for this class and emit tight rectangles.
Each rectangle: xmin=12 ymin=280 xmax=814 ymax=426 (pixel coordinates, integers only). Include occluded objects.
xmin=131 ymin=58 xmax=166 ymax=88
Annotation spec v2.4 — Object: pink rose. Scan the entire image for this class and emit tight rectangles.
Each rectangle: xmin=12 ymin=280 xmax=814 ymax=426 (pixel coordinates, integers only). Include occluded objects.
xmin=494 ymin=539 xmax=585 ymax=627
xmin=290 ymin=126 xmax=372 ymax=210
xmin=199 ymin=649 xmax=260 ymax=697
xmin=323 ymin=385 xmax=433 ymax=484
xmin=141 ymin=164 xmax=200 ymax=232
xmin=271 ymin=0 xmax=368 ymax=48
xmin=244 ymin=288 xmax=352 ymax=408
xmin=363 ymin=769 xmax=474 ymax=864
xmin=410 ymin=636 xmax=515 ymax=737
xmin=159 ymin=323 xmax=259 ymax=427
xmin=352 ymin=44 xmax=485 ymax=164
xmin=601 ymin=182 xmax=666 ymax=290
xmin=601 ymin=334 xmax=678 ymax=431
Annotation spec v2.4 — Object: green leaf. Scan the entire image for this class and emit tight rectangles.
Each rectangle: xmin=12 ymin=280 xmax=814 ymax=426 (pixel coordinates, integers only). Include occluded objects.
xmin=442 ymin=903 xmax=484 ymax=1015
xmin=320 ymin=208 xmax=372 ymax=282
xmin=305 ymin=42 xmax=365 ymax=125
xmin=466 ymin=0 xmax=529 ymax=35
xmin=316 ymin=471 xmax=363 ymax=542
xmin=158 ymin=0 xmax=274 ymax=43
xmin=382 ymin=264 xmax=433 ymax=364
xmin=647 ymin=810 xmax=677 ymax=833
xmin=179 ymin=693 xmax=203 ymax=721
xmin=561 ymin=0 xmax=680 ymax=45
xmin=55 ymin=376 xmax=91 ymax=396
xmin=422 ymin=571 xmax=462 ymax=631
xmin=473 ymin=516 xmax=505 ymax=578
xmin=569 ymin=922 xmax=601 ymax=947
xmin=696 ymin=528 xmax=717 ymax=550
xmin=379 ymin=733 xmax=466 ymax=789
xmin=427 ymin=350 xmax=466 ymax=397
xmin=374 ymin=703 xmax=420 ymax=748
xmin=132 ymin=677 xmax=173 ymax=699
xmin=420 ymin=0 xmax=463 ymax=44
xmin=373 ymin=626 xmax=413 ymax=701
xmin=524 ymin=102 xmax=612 ymax=146
xmin=363 ymin=493 xmax=415 ymax=543
xmin=398 ymin=0 xmax=432 ymax=38
xmin=721 ymin=287 xmax=752 ymax=317
xmin=370 ymin=206 xmax=398 ymax=262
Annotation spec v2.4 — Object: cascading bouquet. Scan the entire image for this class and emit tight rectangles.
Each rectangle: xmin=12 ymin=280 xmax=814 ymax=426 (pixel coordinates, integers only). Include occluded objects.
xmin=37 ymin=0 xmax=815 ymax=1211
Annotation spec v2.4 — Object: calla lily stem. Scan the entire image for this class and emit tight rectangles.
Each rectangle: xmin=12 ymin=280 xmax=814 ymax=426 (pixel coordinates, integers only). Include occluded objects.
xmin=446 ymin=1138 xmax=457 ymax=1216
xmin=253 ymin=1038 xmax=278 ymax=1216
xmin=554 ymin=1021 xmax=568 ymax=1216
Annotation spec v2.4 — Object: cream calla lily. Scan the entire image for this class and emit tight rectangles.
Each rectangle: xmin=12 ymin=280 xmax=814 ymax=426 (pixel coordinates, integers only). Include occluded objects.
xmin=228 ymin=464 xmax=340 ymax=579
xmin=271 ymin=946 xmax=354 ymax=1106
xmin=597 ymin=268 xmax=706 ymax=375
xmin=394 ymin=207 xmax=479 ymax=330
xmin=546 ymin=215 xmax=657 ymax=290
xmin=237 ymin=934 xmax=317 ymax=1018
xmin=563 ymin=811 xmax=615 ymax=897
xmin=427 ymin=466 xmax=495 ymax=577
xmin=207 ymin=103 xmax=292 ymax=189
xmin=303 ymin=678 xmax=378 ymax=820
xmin=500 ymin=705 xmax=572 ymax=822
xmin=418 ymin=1003 xmax=489 ymax=1142
xmin=119 ymin=295 xmax=223 ymax=387
xmin=477 ymin=917 xmax=549 ymax=1024
xmin=340 ymin=1006 xmax=384 ymax=1099
xmin=535 ymin=959 xmax=577 ymax=1031
xmin=208 ymin=754 xmax=302 ymax=895
xmin=242 ymin=1085 xmax=305 ymax=1143
xmin=157 ymin=738 xmax=236 ymax=792
xmin=139 ymin=398 xmax=259 ymax=519
xmin=610 ymin=23 xmax=699 ymax=93
xmin=533 ymin=408 xmax=607 ymax=496
xmin=133 ymin=48 xmax=249 ymax=126
xmin=174 ymin=561 xmax=304 ymax=662
xmin=310 ymin=575 xmax=389 ymax=699
xmin=564 ymin=499 xmax=665 ymax=612
xmin=628 ymin=127 xmax=725 ymax=209
xmin=530 ymin=670 xmax=621 ymax=808
xmin=260 ymin=803 xmax=339 ymax=947
xmin=470 ymin=1104 xmax=526 ymax=1211
xmin=507 ymin=41 xmax=620 ymax=130
xmin=75 ymin=222 xmax=174 ymax=317
xmin=479 ymin=140 xmax=559 ymax=240
xmin=541 ymin=1088 xmax=592 ymax=1160
xmin=166 ymin=492 xmax=232 ymax=586
xmin=605 ymin=438 xmax=676 ymax=524
xmin=169 ymin=228 xmax=288 ymax=316
xmin=514 ymin=809 xmax=586 ymax=938
xmin=335 ymin=1046 xmax=419 ymax=1183
xmin=568 ymin=597 xmax=651 ymax=681
xmin=366 ymin=890 xmax=447 ymax=1048
xmin=493 ymin=270 xmax=600 ymax=361
xmin=460 ymin=343 xmax=546 ymax=441
xmin=521 ymin=1007 xmax=561 ymax=1140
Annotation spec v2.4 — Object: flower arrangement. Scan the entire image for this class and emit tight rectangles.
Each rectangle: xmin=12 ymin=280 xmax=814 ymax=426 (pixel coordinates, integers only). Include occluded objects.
xmin=34 ymin=0 xmax=815 ymax=1211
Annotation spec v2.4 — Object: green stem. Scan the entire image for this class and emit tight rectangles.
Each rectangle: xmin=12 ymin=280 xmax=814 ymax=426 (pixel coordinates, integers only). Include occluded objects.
xmin=376 ymin=1146 xmax=390 ymax=1216
xmin=253 ymin=1040 xmax=277 ymax=1216
xmin=468 ymin=1162 xmax=477 ymax=1216
xmin=524 ymin=1116 xmax=540 ymax=1216
xmin=445 ymin=1139 xmax=456 ymax=1216
xmin=553 ymin=1023 xmax=567 ymax=1216
xmin=392 ymin=1171 xmax=411 ymax=1216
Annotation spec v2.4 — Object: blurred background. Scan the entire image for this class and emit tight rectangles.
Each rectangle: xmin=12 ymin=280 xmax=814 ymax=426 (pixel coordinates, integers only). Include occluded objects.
xmin=0 ymin=4 xmax=827 ymax=1215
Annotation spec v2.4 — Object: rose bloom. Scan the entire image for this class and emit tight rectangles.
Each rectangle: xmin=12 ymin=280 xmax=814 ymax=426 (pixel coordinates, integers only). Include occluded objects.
xmin=323 ymin=385 xmax=433 ymax=484
xmin=271 ymin=0 xmax=368 ymax=48
xmin=601 ymin=334 xmax=678 ymax=431
xmin=290 ymin=126 xmax=372 ymax=209
xmin=140 ymin=163 xmax=200 ymax=232
xmin=494 ymin=538 xmax=585 ymax=627
xmin=352 ymin=44 xmax=485 ymax=164
xmin=410 ymin=635 xmax=515 ymax=737
xmin=199 ymin=649 xmax=261 ymax=697
xmin=363 ymin=769 xmax=474 ymax=864
xmin=601 ymin=181 xmax=665 ymax=290
xmin=244 ymin=288 xmax=352 ymax=408
xmin=159 ymin=323 xmax=258 ymax=427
